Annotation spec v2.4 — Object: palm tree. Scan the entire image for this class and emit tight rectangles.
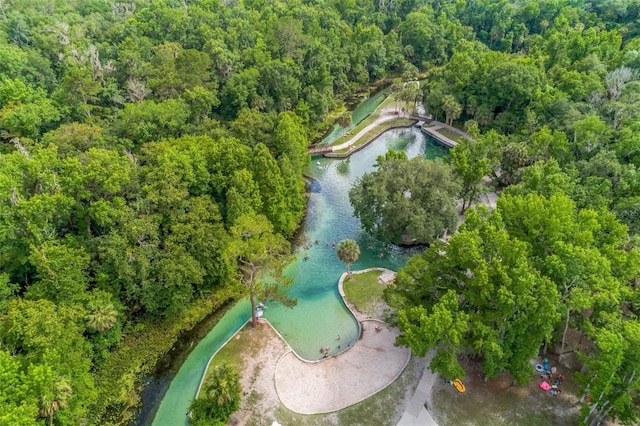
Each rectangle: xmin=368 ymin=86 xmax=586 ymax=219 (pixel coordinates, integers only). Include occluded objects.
xmin=206 ymin=364 xmax=241 ymax=409
xmin=85 ymin=300 xmax=118 ymax=333
xmin=391 ymin=78 xmax=404 ymax=113
xmin=337 ymin=111 xmax=352 ymax=137
xmin=404 ymin=81 xmax=423 ymax=114
xmin=442 ymin=94 xmax=462 ymax=126
xmin=39 ymin=378 xmax=72 ymax=426
xmin=336 ymin=239 xmax=360 ymax=275
xmin=191 ymin=364 xmax=241 ymax=422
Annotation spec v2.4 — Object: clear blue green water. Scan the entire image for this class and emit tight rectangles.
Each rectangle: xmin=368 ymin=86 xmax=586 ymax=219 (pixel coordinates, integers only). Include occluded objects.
xmin=320 ymin=89 xmax=390 ymax=145
xmin=267 ymin=127 xmax=448 ymax=360
xmin=152 ymin=127 xmax=448 ymax=425
xmin=151 ymin=301 xmax=249 ymax=426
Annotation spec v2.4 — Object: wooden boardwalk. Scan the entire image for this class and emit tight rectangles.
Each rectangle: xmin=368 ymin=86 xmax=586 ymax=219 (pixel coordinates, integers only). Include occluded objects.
xmin=308 ymin=145 xmax=333 ymax=154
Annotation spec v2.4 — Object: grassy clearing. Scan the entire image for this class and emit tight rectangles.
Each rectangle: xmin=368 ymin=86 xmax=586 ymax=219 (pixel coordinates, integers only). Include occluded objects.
xmin=343 ymin=271 xmax=385 ymax=317
xmin=200 ymin=324 xmax=268 ymax=389
xmin=431 ymin=357 xmax=582 ymax=425
xmin=357 ymin=118 xmax=415 ymax=142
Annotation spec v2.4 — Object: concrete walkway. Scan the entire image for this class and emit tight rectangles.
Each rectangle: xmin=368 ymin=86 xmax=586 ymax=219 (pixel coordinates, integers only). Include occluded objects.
xmin=421 ymin=123 xmax=458 ymax=148
xmin=312 ymin=99 xmax=475 ymax=157
xmin=397 ymin=351 xmax=439 ymax=426
xmin=330 ymin=107 xmax=399 ymax=152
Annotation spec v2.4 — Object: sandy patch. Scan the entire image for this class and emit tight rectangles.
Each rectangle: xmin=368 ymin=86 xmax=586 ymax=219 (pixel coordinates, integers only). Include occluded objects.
xmin=275 ymin=322 xmax=410 ymax=414
xmin=214 ymin=268 xmax=439 ymax=425
xmin=228 ymin=324 xmax=289 ymax=426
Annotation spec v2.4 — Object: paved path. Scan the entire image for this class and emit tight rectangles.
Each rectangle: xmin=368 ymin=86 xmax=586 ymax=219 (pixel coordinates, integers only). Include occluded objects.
xmin=421 ymin=123 xmax=457 ymax=148
xmin=312 ymin=102 xmax=474 ymax=156
xmin=330 ymin=107 xmax=399 ymax=152
xmin=397 ymin=351 xmax=439 ymax=426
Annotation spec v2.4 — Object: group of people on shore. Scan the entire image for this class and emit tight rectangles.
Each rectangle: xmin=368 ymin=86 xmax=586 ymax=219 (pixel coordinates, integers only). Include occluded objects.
xmin=537 ymin=358 xmax=565 ymax=396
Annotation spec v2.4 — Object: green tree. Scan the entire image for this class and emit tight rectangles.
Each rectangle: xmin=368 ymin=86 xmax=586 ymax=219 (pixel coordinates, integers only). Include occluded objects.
xmin=397 ymin=290 xmax=469 ymax=380
xmin=225 ymin=169 xmax=263 ymax=226
xmin=278 ymin=154 xmax=305 ymax=227
xmin=182 ymin=86 xmax=220 ymax=124
xmin=0 ymin=273 xmax=18 ymax=314
xmin=504 ymin=159 xmax=576 ymax=200
xmin=1 ymin=299 xmax=96 ymax=423
xmin=84 ymin=299 xmax=118 ymax=333
xmin=442 ymin=94 xmax=462 ymax=126
xmin=39 ymin=377 xmax=72 ymax=426
xmin=146 ymin=43 xmax=213 ymax=100
xmin=40 ymin=123 xmax=115 ymax=158
xmin=449 ymin=136 xmax=491 ymax=212
xmin=25 ymin=242 xmax=90 ymax=305
xmin=0 ymin=350 xmax=40 ymax=426
xmin=227 ymin=213 xmax=296 ymax=327
xmin=251 ymin=143 xmax=294 ymax=236
xmin=60 ymin=148 xmax=135 ymax=237
xmin=116 ymin=98 xmax=190 ymax=144
xmin=273 ymin=111 xmax=309 ymax=175
xmin=400 ymin=82 xmax=422 ymax=115
xmin=497 ymin=192 xmax=638 ymax=362
xmin=336 ymin=239 xmax=360 ymax=275
xmin=390 ymin=78 xmax=404 ymax=113
xmin=53 ymin=65 xmax=101 ymax=119
xmin=0 ymin=78 xmax=60 ymax=139
xmin=350 ymin=157 xmax=461 ymax=245
xmin=578 ymin=316 xmax=640 ymax=425
xmin=391 ymin=207 xmax=560 ymax=383
xmin=337 ymin=111 xmax=352 ymax=137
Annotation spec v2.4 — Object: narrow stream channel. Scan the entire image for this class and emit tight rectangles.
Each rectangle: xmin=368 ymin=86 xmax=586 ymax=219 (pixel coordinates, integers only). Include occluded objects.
xmin=146 ymin=105 xmax=448 ymax=426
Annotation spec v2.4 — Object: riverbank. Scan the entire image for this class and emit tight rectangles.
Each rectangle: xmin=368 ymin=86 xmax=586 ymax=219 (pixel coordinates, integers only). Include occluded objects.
xmin=324 ymin=118 xmax=416 ymax=157
xmin=311 ymin=78 xmax=395 ymax=144
xmin=197 ymin=268 xmax=426 ymax=425
xmin=309 ymin=91 xmax=474 ymax=158
xmin=91 ymin=286 xmax=240 ymax=424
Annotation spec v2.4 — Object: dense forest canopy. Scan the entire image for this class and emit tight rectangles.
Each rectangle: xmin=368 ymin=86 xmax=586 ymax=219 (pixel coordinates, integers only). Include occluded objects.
xmin=0 ymin=0 xmax=639 ymax=424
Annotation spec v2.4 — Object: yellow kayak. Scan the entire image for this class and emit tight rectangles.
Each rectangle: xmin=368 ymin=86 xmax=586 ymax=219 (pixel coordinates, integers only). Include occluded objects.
xmin=453 ymin=379 xmax=466 ymax=393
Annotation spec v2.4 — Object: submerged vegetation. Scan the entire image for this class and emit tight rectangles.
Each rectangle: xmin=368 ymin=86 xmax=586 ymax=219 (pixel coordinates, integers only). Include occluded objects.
xmin=0 ymin=0 xmax=639 ymax=425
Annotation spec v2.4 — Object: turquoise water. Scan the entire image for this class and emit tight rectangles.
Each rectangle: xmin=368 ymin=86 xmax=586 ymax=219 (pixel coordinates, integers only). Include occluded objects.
xmin=152 ymin=127 xmax=448 ymax=425
xmin=152 ymin=301 xmax=250 ymax=426
xmin=320 ymin=89 xmax=390 ymax=145
xmin=267 ymin=128 xmax=448 ymax=360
